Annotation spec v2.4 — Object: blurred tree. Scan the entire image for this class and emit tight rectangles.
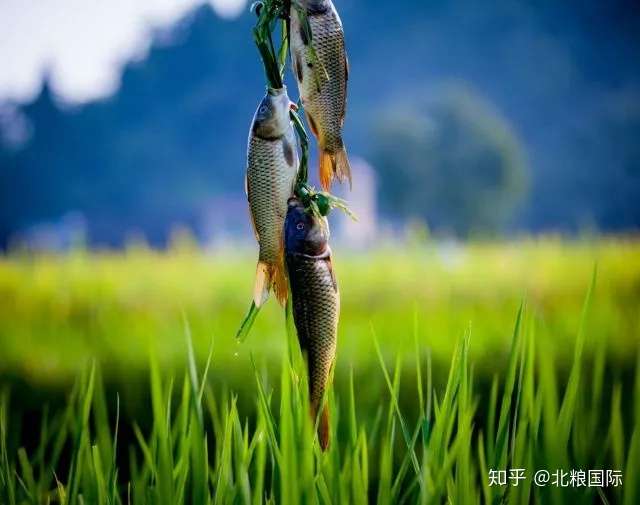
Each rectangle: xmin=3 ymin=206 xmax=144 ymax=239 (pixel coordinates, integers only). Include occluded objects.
xmin=371 ymin=84 xmax=529 ymax=236
xmin=0 ymin=0 xmax=638 ymax=246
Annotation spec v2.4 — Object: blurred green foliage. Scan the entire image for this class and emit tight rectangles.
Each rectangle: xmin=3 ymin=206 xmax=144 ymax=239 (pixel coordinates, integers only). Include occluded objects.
xmin=372 ymin=84 xmax=528 ymax=236
xmin=0 ymin=239 xmax=639 ymax=503
xmin=0 ymin=276 xmax=639 ymax=504
xmin=0 ymin=239 xmax=638 ymax=418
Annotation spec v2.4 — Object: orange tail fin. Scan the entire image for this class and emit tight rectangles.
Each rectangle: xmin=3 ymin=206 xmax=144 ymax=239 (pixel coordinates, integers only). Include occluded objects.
xmin=319 ymin=147 xmax=352 ymax=191
xmin=335 ymin=146 xmax=352 ymax=189
xmin=253 ymin=260 xmax=288 ymax=308
xmin=319 ymin=149 xmax=334 ymax=191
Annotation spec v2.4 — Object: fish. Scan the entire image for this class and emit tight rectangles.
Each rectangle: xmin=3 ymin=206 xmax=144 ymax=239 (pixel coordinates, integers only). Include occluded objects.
xmin=284 ymin=197 xmax=339 ymax=450
xmin=246 ymin=86 xmax=299 ymax=308
xmin=290 ymin=0 xmax=351 ymax=191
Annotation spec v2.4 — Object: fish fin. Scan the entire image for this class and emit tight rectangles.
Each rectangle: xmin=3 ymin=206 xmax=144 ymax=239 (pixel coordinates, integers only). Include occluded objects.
xmin=253 ymin=261 xmax=271 ymax=308
xmin=306 ymin=111 xmax=319 ymax=139
xmin=282 ymin=136 xmax=296 ymax=167
xmin=319 ymin=148 xmax=335 ymax=191
xmin=335 ymin=146 xmax=352 ymax=189
xmin=235 ymin=301 xmax=260 ymax=342
xmin=326 ymin=257 xmax=338 ymax=293
xmin=272 ymin=259 xmax=288 ymax=307
xmin=294 ymin=53 xmax=304 ymax=83
xmin=319 ymin=405 xmax=330 ymax=451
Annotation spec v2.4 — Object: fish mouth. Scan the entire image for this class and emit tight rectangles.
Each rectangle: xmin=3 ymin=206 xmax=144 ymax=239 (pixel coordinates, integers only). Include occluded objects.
xmin=287 ymin=196 xmax=304 ymax=210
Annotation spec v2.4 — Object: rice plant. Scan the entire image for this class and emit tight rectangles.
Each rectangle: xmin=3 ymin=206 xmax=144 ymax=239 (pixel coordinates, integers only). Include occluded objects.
xmin=1 ymin=269 xmax=638 ymax=504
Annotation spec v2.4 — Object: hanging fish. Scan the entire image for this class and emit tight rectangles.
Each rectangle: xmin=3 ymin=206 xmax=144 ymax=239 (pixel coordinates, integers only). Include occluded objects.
xmin=246 ymin=87 xmax=299 ymax=308
xmin=290 ymin=0 xmax=351 ymax=191
xmin=284 ymin=197 xmax=339 ymax=450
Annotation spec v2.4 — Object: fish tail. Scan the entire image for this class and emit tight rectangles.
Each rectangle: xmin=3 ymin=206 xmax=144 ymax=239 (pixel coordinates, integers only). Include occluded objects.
xmin=335 ymin=145 xmax=352 ymax=189
xmin=253 ymin=261 xmax=271 ymax=308
xmin=310 ymin=402 xmax=331 ymax=451
xmin=254 ymin=260 xmax=288 ymax=308
xmin=319 ymin=146 xmax=352 ymax=191
xmin=272 ymin=236 xmax=288 ymax=307
xmin=272 ymin=259 xmax=288 ymax=307
xmin=334 ymin=146 xmax=351 ymax=189
xmin=318 ymin=404 xmax=330 ymax=451
xmin=319 ymin=148 xmax=335 ymax=191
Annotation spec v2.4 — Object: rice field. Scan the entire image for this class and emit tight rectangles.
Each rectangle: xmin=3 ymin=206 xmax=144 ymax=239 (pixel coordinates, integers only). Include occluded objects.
xmin=0 ymin=238 xmax=639 ymax=503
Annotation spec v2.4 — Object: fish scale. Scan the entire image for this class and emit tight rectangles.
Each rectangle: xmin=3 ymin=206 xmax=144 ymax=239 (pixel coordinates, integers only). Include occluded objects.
xmin=287 ymin=250 xmax=339 ymax=406
xmin=245 ymin=87 xmax=298 ymax=307
xmin=290 ymin=0 xmax=351 ymax=190
xmin=301 ymin=12 xmax=346 ymax=152
xmin=247 ymin=128 xmax=297 ymax=264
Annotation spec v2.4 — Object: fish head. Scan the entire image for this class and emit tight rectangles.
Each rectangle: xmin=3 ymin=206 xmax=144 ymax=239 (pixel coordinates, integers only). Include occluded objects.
xmin=285 ymin=198 xmax=329 ymax=256
xmin=252 ymin=87 xmax=292 ymax=139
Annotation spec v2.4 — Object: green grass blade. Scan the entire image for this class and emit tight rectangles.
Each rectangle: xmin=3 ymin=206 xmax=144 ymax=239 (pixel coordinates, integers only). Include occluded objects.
xmin=236 ymin=301 xmax=261 ymax=343
xmin=372 ymin=326 xmax=422 ymax=488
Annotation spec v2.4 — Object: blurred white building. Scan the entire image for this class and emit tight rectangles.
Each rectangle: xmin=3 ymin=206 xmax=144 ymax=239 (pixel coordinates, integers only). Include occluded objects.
xmin=331 ymin=157 xmax=377 ymax=249
xmin=198 ymin=157 xmax=378 ymax=251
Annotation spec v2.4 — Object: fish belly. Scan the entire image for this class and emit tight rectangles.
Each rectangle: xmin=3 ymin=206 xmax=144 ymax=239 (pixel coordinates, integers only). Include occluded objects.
xmin=247 ymin=132 xmax=298 ymax=263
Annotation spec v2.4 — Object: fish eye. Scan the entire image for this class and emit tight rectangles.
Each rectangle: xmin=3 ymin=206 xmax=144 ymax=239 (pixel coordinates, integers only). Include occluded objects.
xmin=259 ymin=105 xmax=268 ymax=114
xmin=296 ymin=222 xmax=305 ymax=230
